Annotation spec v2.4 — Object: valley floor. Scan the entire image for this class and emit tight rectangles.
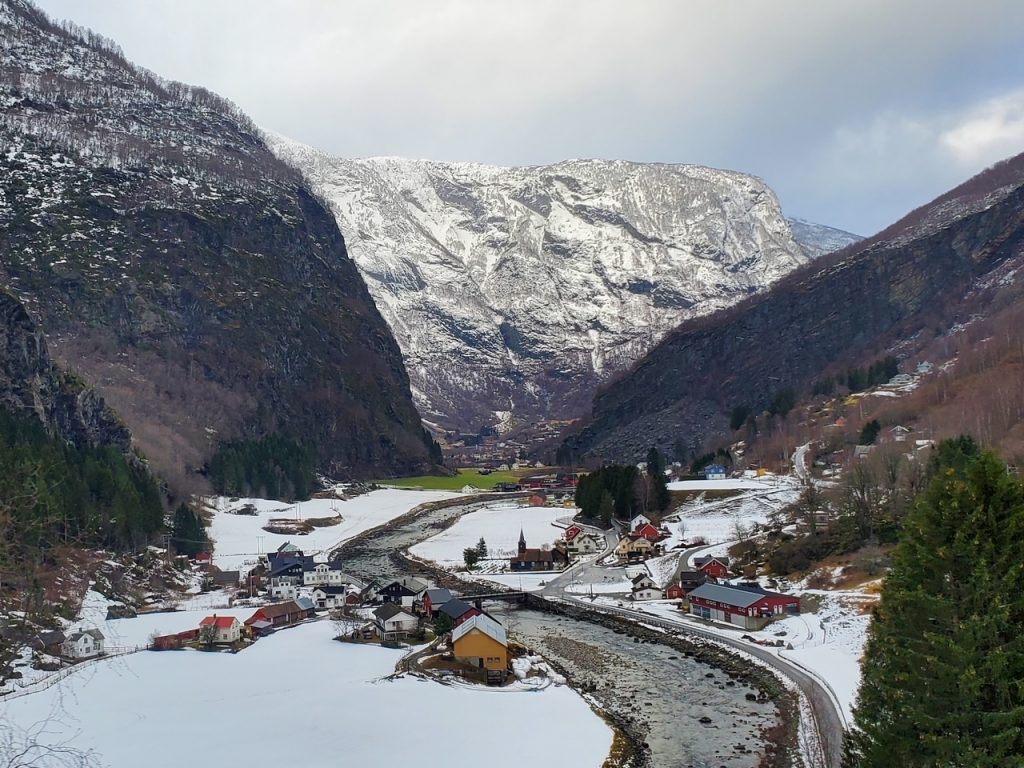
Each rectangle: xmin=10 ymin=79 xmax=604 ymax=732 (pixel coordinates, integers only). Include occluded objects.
xmin=1 ymin=620 xmax=612 ymax=768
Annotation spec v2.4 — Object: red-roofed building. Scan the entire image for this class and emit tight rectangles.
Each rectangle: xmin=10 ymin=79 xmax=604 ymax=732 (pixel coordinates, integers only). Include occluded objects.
xmin=564 ymin=525 xmax=583 ymax=542
xmin=198 ymin=615 xmax=241 ymax=644
xmin=694 ymin=556 xmax=731 ymax=579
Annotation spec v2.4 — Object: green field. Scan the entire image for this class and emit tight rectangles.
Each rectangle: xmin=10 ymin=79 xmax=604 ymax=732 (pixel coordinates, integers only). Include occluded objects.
xmin=375 ymin=469 xmax=524 ymax=491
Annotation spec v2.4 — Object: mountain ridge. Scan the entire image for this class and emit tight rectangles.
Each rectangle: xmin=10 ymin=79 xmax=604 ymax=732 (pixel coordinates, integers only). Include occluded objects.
xmin=270 ymin=135 xmax=857 ymax=432
xmin=560 ymin=151 xmax=1024 ymax=462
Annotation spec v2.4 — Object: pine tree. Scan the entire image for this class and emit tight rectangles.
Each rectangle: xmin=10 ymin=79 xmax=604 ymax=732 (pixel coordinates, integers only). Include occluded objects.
xmin=845 ymin=444 xmax=1024 ymax=767
xmin=475 ymin=537 xmax=488 ymax=558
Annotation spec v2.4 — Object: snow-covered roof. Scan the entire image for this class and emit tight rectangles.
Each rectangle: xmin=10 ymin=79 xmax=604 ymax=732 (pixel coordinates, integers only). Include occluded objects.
xmin=452 ymin=614 xmax=507 ymax=647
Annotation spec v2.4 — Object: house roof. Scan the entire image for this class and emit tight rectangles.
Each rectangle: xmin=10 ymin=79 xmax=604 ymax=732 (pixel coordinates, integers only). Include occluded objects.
xmin=295 ymin=597 xmax=315 ymax=612
xmin=631 ymin=573 xmax=654 ymax=585
xmin=212 ymin=570 xmax=240 ymax=584
xmin=689 ymin=582 xmax=795 ymax=608
xmin=199 ymin=615 xmax=238 ymax=629
xmin=694 ymin=555 xmax=730 ymax=567
xmin=66 ymin=628 xmax=104 ymax=642
xmin=439 ymin=598 xmax=475 ymax=620
xmin=37 ymin=630 xmax=66 ymax=645
xmin=382 ymin=577 xmax=428 ymax=594
xmin=452 ymin=613 xmax=507 ymax=647
xmin=424 ymin=588 xmax=453 ymax=605
xmin=250 ymin=600 xmax=301 ymax=620
xmin=313 ymin=585 xmax=350 ymax=595
xmin=277 ymin=541 xmax=302 ymax=554
xmin=511 ymin=548 xmax=556 ymax=563
xmin=677 ymin=570 xmax=708 ymax=583
xmin=374 ymin=603 xmax=414 ymax=622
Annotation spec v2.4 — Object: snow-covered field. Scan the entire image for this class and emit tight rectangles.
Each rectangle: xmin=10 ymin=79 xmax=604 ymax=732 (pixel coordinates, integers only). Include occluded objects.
xmin=208 ymin=489 xmax=458 ymax=571
xmin=662 ymin=480 xmax=801 ymax=550
xmin=1 ymin=621 xmax=613 ymax=768
xmin=409 ymin=502 xmax=566 ymax=567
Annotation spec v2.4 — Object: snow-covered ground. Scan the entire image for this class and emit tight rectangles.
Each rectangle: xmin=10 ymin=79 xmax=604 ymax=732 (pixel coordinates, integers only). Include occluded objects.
xmin=207 ymin=489 xmax=458 ymax=572
xmin=662 ymin=479 xmax=801 ymax=551
xmin=409 ymin=502 xmax=566 ymax=568
xmin=1 ymin=621 xmax=613 ymax=768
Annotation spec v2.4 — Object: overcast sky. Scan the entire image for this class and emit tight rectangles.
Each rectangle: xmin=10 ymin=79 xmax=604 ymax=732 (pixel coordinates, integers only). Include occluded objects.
xmin=34 ymin=0 xmax=1024 ymax=235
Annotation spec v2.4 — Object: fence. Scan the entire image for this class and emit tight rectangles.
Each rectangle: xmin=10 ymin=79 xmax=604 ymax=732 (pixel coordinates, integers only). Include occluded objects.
xmin=0 ymin=645 xmax=143 ymax=701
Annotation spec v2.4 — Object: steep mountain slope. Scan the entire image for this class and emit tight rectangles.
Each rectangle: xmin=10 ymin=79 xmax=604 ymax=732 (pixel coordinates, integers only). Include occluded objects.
xmin=562 ymin=152 xmax=1024 ymax=462
xmin=0 ymin=0 xmax=433 ymax=489
xmin=786 ymin=217 xmax=862 ymax=259
xmin=269 ymin=136 xmax=814 ymax=431
xmin=0 ymin=288 xmax=129 ymax=453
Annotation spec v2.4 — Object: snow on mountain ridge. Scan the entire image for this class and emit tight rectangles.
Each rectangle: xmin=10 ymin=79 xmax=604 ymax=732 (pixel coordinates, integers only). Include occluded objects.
xmin=269 ymin=134 xmax=813 ymax=431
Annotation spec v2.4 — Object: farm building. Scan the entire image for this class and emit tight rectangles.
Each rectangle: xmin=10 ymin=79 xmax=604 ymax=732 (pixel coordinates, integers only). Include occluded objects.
xmin=688 ymin=583 xmax=799 ymax=629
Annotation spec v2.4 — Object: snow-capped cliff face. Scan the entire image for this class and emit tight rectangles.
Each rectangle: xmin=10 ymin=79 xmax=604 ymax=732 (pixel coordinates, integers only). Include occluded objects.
xmin=270 ymin=135 xmax=812 ymax=430
xmin=787 ymin=218 xmax=862 ymax=259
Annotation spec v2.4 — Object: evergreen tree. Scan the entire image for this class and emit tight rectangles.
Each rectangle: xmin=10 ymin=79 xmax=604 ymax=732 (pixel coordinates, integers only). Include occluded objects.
xmin=598 ymin=490 xmax=615 ymax=529
xmin=475 ymin=537 xmax=488 ymax=558
xmin=432 ymin=612 xmax=454 ymax=636
xmin=646 ymin=445 xmax=671 ymax=511
xmin=171 ymin=504 xmax=208 ymax=557
xmin=729 ymin=405 xmax=751 ymax=431
xmin=463 ymin=547 xmax=480 ymax=570
xmin=845 ymin=445 xmax=1024 ymax=767
xmin=858 ymin=419 xmax=881 ymax=445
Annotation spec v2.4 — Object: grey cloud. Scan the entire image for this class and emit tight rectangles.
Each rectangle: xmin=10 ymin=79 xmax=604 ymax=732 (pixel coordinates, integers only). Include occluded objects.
xmin=32 ymin=0 xmax=1024 ymax=234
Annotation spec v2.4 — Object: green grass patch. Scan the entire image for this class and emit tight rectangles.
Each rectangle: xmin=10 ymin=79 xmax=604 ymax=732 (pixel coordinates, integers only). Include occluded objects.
xmin=377 ymin=469 xmax=525 ymax=491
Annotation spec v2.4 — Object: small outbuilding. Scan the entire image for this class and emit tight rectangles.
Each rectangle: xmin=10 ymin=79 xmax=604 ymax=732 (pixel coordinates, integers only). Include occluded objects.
xmin=452 ymin=614 xmax=509 ymax=683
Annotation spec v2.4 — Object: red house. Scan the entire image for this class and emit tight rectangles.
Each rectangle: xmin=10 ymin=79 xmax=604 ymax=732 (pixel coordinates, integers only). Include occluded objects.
xmin=688 ymin=583 xmax=800 ymax=629
xmin=694 ymin=555 xmax=731 ymax=579
xmin=564 ymin=525 xmax=583 ymax=542
xmin=528 ymin=492 xmax=548 ymax=507
xmin=635 ymin=523 xmax=662 ymax=541
xmin=666 ymin=583 xmax=686 ymax=600
xmin=245 ymin=600 xmax=305 ymax=629
xmin=422 ymin=588 xmax=454 ymax=619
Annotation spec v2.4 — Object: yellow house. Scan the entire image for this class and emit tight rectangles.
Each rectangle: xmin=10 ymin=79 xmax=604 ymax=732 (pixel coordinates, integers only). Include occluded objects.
xmin=452 ymin=614 xmax=509 ymax=681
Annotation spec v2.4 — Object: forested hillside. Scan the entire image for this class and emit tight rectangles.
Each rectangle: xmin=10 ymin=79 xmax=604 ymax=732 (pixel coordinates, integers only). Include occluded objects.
xmin=0 ymin=0 xmax=435 ymax=492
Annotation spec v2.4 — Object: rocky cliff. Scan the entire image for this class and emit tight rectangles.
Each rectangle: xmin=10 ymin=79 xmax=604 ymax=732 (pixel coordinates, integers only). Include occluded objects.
xmin=269 ymin=136 xmax=827 ymax=432
xmin=0 ymin=0 xmax=433 ymax=488
xmin=0 ymin=289 xmax=130 ymax=452
xmin=562 ymin=152 xmax=1024 ymax=461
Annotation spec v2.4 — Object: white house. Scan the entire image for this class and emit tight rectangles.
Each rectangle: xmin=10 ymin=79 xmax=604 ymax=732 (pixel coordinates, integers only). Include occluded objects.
xmin=631 ymin=573 xmax=664 ymax=601
xmin=303 ymin=562 xmax=348 ymax=587
xmin=630 ymin=513 xmax=651 ymax=531
xmin=567 ymin=531 xmax=602 ymax=556
xmin=311 ymin=585 xmax=357 ymax=610
xmin=373 ymin=604 xmax=419 ymax=642
xmin=62 ymin=629 xmax=105 ymax=659
xmin=198 ymin=615 xmax=242 ymax=644
xmin=270 ymin=581 xmax=299 ymax=601
xmin=889 ymin=425 xmax=911 ymax=443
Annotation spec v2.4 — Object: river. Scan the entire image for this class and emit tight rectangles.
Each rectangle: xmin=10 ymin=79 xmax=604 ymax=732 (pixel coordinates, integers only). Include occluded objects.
xmin=333 ymin=498 xmax=786 ymax=768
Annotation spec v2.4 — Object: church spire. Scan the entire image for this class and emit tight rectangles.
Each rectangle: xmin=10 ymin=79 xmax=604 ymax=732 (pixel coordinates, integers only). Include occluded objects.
xmin=518 ymin=528 xmax=526 ymax=554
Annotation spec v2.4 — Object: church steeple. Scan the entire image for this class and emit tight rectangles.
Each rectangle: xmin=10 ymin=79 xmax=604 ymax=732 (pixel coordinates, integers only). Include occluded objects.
xmin=518 ymin=528 xmax=527 ymax=555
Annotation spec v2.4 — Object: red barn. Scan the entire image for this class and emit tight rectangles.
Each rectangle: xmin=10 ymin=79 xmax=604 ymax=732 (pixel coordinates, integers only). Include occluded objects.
xmin=245 ymin=600 xmax=304 ymax=629
xmin=694 ymin=555 xmax=731 ymax=579
xmin=635 ymin=523 xmax=662 ymax=541
xmin=666 ymin=583 xmax=686 ymax=600
xmin=688 ymin=583 xmax=800 ymax=629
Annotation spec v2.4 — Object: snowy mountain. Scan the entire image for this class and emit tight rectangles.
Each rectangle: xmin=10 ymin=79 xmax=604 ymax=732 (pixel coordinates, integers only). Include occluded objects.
xmin=270 ymin=136 xmax=815 ymax=431
xmin=786 ymin=217 xmax=862 ymax=259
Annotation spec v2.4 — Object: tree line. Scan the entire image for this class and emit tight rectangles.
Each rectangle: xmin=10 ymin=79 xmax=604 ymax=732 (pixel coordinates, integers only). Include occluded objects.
xmin=574 ymin=447 xmax=671 ymax=527
xmin=0 ymin=407 xmax=164 ymax=556
xmin=206 ymin=435 xmax=318 ymax=501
